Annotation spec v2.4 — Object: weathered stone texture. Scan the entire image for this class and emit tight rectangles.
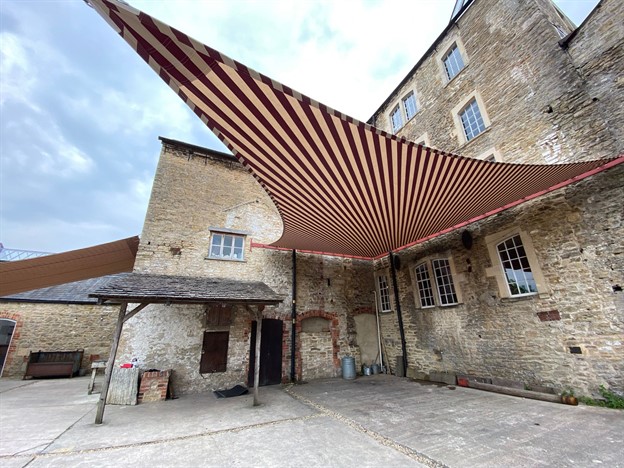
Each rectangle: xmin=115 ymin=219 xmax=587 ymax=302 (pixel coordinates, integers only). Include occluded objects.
xmin=126 ymin=142 xmax=375 ymax=393
xmin=0 ymin=302 xmax=117 ymax=378
xmin=375 ymin=165 xmax=623 ymax=395
xmin=372 ymin=0 xmax=619 ymax=163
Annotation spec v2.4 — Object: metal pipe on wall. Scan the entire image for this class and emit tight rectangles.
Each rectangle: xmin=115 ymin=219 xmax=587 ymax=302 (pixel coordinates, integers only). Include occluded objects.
xmin=290 ymin=249 xmax=297 ymax=382
xmin=388 ymin=251 xmax=408 ymax=375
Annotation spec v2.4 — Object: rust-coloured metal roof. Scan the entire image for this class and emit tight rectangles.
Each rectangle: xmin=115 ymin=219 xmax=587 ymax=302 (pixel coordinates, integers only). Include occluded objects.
xmin=87 ymin=1 xmax=623 ymax=259
xmin=0 ymin=237 xmax=139 ymax=296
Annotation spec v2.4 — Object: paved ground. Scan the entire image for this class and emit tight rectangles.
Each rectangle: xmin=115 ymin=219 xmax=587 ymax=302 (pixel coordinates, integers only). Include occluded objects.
xmin=0 ymin=375 xmax=622 ymax=467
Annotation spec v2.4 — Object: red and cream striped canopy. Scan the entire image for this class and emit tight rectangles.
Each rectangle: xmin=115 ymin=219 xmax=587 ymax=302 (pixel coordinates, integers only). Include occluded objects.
xmin=88 ymin=0 xmax=622 ymax=259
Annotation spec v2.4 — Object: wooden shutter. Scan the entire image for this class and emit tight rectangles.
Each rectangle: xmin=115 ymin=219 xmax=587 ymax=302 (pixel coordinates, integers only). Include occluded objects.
xmin=200 ymin=331 xmax=229 ymax=373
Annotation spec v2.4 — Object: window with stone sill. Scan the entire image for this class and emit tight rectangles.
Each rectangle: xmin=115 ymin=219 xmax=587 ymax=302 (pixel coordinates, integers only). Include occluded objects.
xmin=402 ymin=92 xmax=418 ymax=121
xmin=209 ymin=232 xmax=245 ymax=261
xmin=496 ymin=235 xmax=537 ymax=297
xmin=390 ymin=106 xmax=403 ymax=133
xmin=459 ymin=98 xmax=486 ymax=142
xmin=442 ymin=43 xmax=465 ymax=81
xmin=412 ymin=258 xmax=460 ymax=308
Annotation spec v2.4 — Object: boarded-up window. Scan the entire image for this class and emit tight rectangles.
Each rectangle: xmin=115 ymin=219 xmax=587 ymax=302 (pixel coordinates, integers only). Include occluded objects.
xmin=204 ymin=305 xmax=232 ymax=327
xmin=200 ymin=331 xmax=229 ymax=373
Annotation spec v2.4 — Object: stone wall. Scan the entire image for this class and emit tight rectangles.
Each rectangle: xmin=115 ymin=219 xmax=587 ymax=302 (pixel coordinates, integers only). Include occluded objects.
xmin=374 ymin=164 xmax=624 ymax=395
xmin=372 ymin=0 xmax=618 ymax=164
xmin=0 ymin=302 xmax=117 ymax=378
xmin=125 ymin=141 xmax=375 ymax=393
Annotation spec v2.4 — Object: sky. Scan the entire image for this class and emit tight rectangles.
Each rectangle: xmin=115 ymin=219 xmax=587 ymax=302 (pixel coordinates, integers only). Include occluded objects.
xmin=0 ymin=0 xmax=600 ymax=253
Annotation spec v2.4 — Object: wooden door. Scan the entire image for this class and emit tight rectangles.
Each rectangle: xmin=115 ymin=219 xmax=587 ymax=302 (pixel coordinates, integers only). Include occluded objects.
xmin=248 ymin=319 xmax=283 ymax=386
xmin=200 ymin=331 xmax=229 ymax=373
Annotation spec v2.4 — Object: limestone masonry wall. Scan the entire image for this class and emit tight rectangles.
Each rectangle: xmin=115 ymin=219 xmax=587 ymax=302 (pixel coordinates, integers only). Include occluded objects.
xmin=0 ymin=302 xmax=117 ymax=378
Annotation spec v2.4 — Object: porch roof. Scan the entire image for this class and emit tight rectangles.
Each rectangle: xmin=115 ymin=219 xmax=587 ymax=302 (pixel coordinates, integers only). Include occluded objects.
xmin=87 ymin=1 xmax=623 ymax=259
xmin=89 ymin=272 xmax=283 ymax=306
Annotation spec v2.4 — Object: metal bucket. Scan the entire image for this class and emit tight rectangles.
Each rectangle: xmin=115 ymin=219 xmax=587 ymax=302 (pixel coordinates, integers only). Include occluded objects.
xmin=341 ymin=356 xmax=356 ymax=380
xmin=371 ymin=364 xmax=381 ymax=374
xmin=363 ymin=365 xmax=372 ymax=376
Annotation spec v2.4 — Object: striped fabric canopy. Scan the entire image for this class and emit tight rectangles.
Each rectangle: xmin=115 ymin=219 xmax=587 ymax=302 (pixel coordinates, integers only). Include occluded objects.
xmin=88 ymin=0 xmax=622 ymax=259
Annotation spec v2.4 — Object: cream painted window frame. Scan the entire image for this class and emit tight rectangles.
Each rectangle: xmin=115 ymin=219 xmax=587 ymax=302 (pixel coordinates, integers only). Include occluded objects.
xmin=485 ymin=228 xmax=549 ymax=299
xmin=416 ymin=132 xmax=431 ymax=147
xmin=409 ymin=255 xmax=463 ymax=309
xmin=452 ymin=91 xmax=491 ymax=146
xmin=477 ymin=147 xmax=503 ymax=162
xmin=437 ymin=37 xmax=469 ymax=85
xmin=375 ymin=270 xmax=394 ymax=313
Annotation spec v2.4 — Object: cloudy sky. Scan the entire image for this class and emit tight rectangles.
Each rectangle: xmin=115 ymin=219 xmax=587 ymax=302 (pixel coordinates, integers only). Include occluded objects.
xmin=0 ymin=0 xmax=599 ymax=253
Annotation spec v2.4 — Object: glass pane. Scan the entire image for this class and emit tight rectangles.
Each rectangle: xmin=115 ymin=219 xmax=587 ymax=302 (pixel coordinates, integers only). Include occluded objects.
xmin=210 ymin=245 xmax=220 ymax=257
xmin=223 ymin=235 xmax=233 ymax=247
xmin=233 ymin=247 xmax=243 ymax=259
xmin=212 ymin=234 xmax=222 ymax=246
xmin=223 ymin=245 xmax=232 ymax=257
xmin=234 ymin=236 xmax=244 ymax=248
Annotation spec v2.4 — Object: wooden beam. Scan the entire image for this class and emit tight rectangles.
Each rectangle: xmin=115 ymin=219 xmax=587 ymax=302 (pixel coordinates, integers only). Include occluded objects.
xmin=123 ymin=302 xmax=149 ymax=323
xmin=253 ymin=306 xmax=263 ymax=406
xmin=95 ymin=302 xmax=127 ymax=424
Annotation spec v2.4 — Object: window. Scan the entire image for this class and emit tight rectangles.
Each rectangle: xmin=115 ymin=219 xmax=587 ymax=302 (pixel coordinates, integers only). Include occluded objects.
xmin=485 ymin=228 xmax=547 ymax=299
xmin=460 ymin=98 xmax=486 ymax=141
xmin=209 ymin=232 xmax=245 ymax=260
xmin=411 ymin=258 xmax=461 ymax=308
xmin=402 ymin=92 xmax=418 ymax=121
xmin=431 ymin=259 xmax=459 ymax=305
xmin=376 ymin=274 xmax=392 ymax=312
xmin=414 ymin=263 xmax=435 ymax=308
xmin=442 ymin=44 xmax=465 ymax=81
xmin=496 ymin=235 xmax=537 ymax=296
xmin=200 ymin=331 xmax=229 ymax=373
xmin=390 ymin=106 xmax=403 ymax=133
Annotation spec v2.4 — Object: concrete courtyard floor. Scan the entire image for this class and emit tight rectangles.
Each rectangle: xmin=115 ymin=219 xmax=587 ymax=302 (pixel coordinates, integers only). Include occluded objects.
xmin=0 ymin=375 xmax=622 ymax=467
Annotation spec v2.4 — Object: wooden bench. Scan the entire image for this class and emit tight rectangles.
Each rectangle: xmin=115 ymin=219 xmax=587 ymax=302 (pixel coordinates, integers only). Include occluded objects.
xmin=24 ymin=350 xmax=84 ymax=379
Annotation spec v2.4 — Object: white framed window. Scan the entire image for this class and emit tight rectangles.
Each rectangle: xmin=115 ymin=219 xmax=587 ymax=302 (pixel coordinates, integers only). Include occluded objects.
xmin=209 ymin=232 xmax=245 ymax=261
xmin=414 ymin=263 xmax=435 ymax=308
xmin=452 ymin=91 xmax=491 ymax=145
xmin=477 ymin=147 xmax=503 ymax=162
xmin=431 ymin=259 xmax=459 ymax=306
xmin=411 ymin=257 xmax=461 ymax=308
xmin=442 ymin=43 xmax=465 ymax=81
xmin=376 ymin=274 xmax=392 ymax=313
xmin=496 ymin=235 xmax=537 ymax=297
xmin=485 ymin=228 xmax=548 ymax=299
xmin=402 ymin=92 xmax=418 ymax=121
xmin=390 ymin=106 xmax=403 ymax=133
xmin=460 ymin=98 xmax=486 ymax=141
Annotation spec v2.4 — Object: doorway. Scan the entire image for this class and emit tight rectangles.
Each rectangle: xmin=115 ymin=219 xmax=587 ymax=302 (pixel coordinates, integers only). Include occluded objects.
xmin=0 ymin=319 xmax=16 ymax=377
xmin=248 ymin=318 xmax=283 ymax=386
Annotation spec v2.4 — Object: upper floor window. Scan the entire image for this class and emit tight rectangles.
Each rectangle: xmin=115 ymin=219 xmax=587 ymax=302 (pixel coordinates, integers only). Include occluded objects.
xmin=431 ymin=259 xmax=459 ymax=306
xmin=443 ymin=44 xmax=465 ymax=81
xmin=209 ymin=232 xmax=245 ymax=261
xmin=390 ymin=106 xmax=403 ymax=133
xmin=414 ymin=263 xmax=435 ymax=308
xmin=496 ymin=235 xmax=537 ymax=296
xmin=402 ymin=92 xmax=418 ymax=121
xmin=460 ymin=98 xmax=486 ymax=141
xmin=412 ymin=258 xmax=460 ymax=308
xmin=376 ymin=274 xmax=392 ymax=312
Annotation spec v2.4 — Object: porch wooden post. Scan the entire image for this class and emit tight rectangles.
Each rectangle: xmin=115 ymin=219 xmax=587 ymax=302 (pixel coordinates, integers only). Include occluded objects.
xmin=253 ymin=306 xmax=263 ymax=406
xmin=95 ymin=301 xmax=127 ymax=424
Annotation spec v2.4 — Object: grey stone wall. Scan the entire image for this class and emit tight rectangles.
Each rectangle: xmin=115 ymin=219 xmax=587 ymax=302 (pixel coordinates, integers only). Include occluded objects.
xmin=0 ymin=302 xmax=117 ymax=378
xmin=372 ymin=0 xmax=619 ymax=164
xmin=375 ymin=164 xmax=623 ymax=396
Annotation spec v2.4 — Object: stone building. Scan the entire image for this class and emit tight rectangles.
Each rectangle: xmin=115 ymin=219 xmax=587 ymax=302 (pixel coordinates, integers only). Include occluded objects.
xmin=368 ymin=0 xmax=623 ymax=394
xmin=107 ymin=0 xmax=623 ymax=398
xmin=0 ymin=276 xmax=121 ymax=377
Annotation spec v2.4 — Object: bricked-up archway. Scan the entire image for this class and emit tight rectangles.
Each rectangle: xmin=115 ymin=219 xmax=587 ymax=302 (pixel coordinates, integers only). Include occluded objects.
xmin=0 ymin=313 xmax=23 ymax=377
xmin=296 ymin=311 xmax=340 ymax=381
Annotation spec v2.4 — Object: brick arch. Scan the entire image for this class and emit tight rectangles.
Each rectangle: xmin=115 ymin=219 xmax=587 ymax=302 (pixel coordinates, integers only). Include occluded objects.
xmin=295 ymin=310 xmax=340 ymax=381
xmin=0 ymin=312 xmax=24 ymax=377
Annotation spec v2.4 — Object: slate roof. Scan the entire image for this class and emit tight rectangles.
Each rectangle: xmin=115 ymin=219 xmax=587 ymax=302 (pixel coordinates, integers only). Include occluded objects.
xmin=1 ymin=274 xmax=125 ymax=304
xmin=90 ymin=273 xmax=283 ymax=305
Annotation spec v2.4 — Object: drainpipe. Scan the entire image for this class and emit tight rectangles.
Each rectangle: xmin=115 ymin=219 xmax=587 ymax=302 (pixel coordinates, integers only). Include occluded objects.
xmin=291 ymin=249 xmax=297 ymax=382
xmin=388 ymin=250 xmax=408 ymax=375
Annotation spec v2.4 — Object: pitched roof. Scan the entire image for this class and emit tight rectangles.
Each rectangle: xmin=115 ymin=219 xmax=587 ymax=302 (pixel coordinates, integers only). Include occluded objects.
xmin=88 ymin=1 xmax=623 ymax=259
xmin=1 ymin=274 xmax=125 ymax=305
xmin=89 ymin=273 xmax=283 ymax=305
xmin=0 ymin=236 xmax=139 ymax=296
